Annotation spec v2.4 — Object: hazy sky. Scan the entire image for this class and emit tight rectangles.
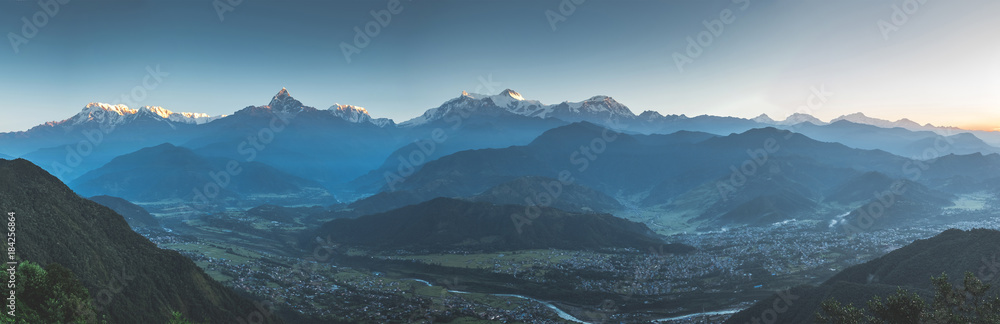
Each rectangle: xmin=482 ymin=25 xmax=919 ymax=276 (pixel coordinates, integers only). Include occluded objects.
xmin=1 ymin=0 xmax=998 ymax=132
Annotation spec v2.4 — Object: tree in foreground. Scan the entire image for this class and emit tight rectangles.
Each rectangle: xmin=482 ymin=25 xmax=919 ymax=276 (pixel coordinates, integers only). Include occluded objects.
xmin=817 ymin=272 xmax=1000 ymax=324
xmin=0 ymin=261 xmax=103 ymax=324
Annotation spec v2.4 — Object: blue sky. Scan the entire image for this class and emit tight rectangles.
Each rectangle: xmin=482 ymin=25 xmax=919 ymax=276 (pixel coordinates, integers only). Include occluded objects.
xmin=1 ymin=0 xmax=998 ymax=132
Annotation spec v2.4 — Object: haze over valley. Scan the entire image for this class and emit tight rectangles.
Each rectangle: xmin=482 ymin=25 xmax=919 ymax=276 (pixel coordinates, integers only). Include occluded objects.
xmin=3 ymin=0 xmax=1000 ymax=323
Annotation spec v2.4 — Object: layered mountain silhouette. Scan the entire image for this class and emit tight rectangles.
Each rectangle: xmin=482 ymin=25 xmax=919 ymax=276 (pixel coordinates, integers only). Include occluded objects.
xmin=6 ymin=87 xmax=1000 ymax=323
xmin=5 ymin=88 xmax=1000 ymax=194
xmin=44 ymin=112 xmax=988 ymax=230
xmin=771 ymin=120 xmax=1000 ymax=158
xmin=69 ymin=143 xmax=335 ymax=209
xmin=0 ymin=158 xmax=281 ymax=323
xmin=376 ymin=122 xmax=966 ymax=227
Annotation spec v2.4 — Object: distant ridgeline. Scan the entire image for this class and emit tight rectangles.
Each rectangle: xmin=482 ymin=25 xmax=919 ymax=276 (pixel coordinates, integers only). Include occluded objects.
xmin=0 ymin=159 xmax=282 ymax=323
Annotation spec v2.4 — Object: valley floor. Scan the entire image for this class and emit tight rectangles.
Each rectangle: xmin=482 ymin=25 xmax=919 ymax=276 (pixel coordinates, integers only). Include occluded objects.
xmin=136 ymin=204 xmax=1000 ymax=323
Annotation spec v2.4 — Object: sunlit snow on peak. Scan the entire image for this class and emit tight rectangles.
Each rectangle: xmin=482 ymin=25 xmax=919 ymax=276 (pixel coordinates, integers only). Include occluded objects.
xmin=500 ymin=89 xmax=525 ymax=101
xmin=331 ymin=104 xmax=370 ymax=115
xmin=69 ymin=103 xmax=221 ymax=126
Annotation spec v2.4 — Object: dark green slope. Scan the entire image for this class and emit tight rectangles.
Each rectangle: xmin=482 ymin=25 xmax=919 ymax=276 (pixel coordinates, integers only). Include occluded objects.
xmin=315 ymin=197 xmax=692 ymax=253
xmin=347 ymin=175 xmax=624 ymax=218
xmin=469 ymin=176 xmax=624 ymax=213
xmin=725 ymin=228 xmax=1000 ymax=324
xmin=0 ymin=159 xmax=281 ymax=323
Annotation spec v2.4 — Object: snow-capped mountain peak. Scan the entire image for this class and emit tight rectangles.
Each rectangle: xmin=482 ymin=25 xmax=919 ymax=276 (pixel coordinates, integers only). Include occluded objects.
xmin=137 ymin=106 xmax=174 ymax=119
xmin=401 ymin=90 xmax=638 ymax=126
xmin=328 ymin=104 xmax=395 ymax=127
xmin=754 ymin=113 xmax=828 ymax=126
xmin=558 ymin=95 xmax=634 ymax=120
xmin=498 ymin=89 xmax=525 ymax=101
xmin=638 ymin=110 xmax=665 ymax=120
xmin=461 ymin=89 xmax=532 ymax=104
xmin=457 ymin=89 xmax=546 ymax=116
xmin=893 ymin=118 xmax=923 ymax=129
xmin=274 ymin=87 xmax=291 ymax=101
xmin=66 ymin=103 xmax=220 ymax=127
xmin=331 ymin=104 xmax=369 ymax=116
xmin=832 ymin=112 xmax=910 ymax=129
xmin=752 ymin=113 xmax=775 ymax=124
xmin=268 ymin=87 xmax=307 ymax=113
xmin=832 ymin=112 xmax=872 ymax=123
xmin=81 ymin=102 xmax=134 ymax=115
xmin=71 ymin=103 xmax=136 ymax=125
xmin=782 ymin=113 xmax=827 ymax=125
xmin=330 ymin=104 xmax=370 ymax=122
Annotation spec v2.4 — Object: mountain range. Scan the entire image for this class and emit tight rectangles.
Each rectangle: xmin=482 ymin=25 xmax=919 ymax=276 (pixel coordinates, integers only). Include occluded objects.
xmin=5 ymin=87 xmax=1000 ymax=323
xmin=352 ymin=122 xmax=993 ymax=232
xmin=4 ymin=88 xmax=998 ymax=234
xmin=4 ymin=88 xmax=1000 ymax=190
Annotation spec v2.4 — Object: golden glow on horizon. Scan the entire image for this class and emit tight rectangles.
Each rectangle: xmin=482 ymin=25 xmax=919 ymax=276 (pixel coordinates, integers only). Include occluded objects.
xmin=957 ymin=124 xmax=1000 ymax=133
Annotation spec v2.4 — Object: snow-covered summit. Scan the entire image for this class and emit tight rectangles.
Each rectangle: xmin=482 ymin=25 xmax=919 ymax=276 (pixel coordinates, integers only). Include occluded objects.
xmin=752 ymin=114 xmax=775 ymax=124
xmin=329 ymin=104 xmax=394 ymax=127
xmin=402 ymin=89 xmax=636 ymax=126
xmin=267 ymin=87 xmax=308 ymax=114
xmin=753 ymin=113 xmax=828 ymax=126
xmin=459 ymin=89 xmax=546 ymax=115
xmin=832 ymin=112 xmax=919 ymax=129
xmin=249 ymin=88 xmax=393 ymax=127
xmin=556 ymin=95 xmax=634 ymax=118
xmin=65 ymin=102 xmax=221 ymax=128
